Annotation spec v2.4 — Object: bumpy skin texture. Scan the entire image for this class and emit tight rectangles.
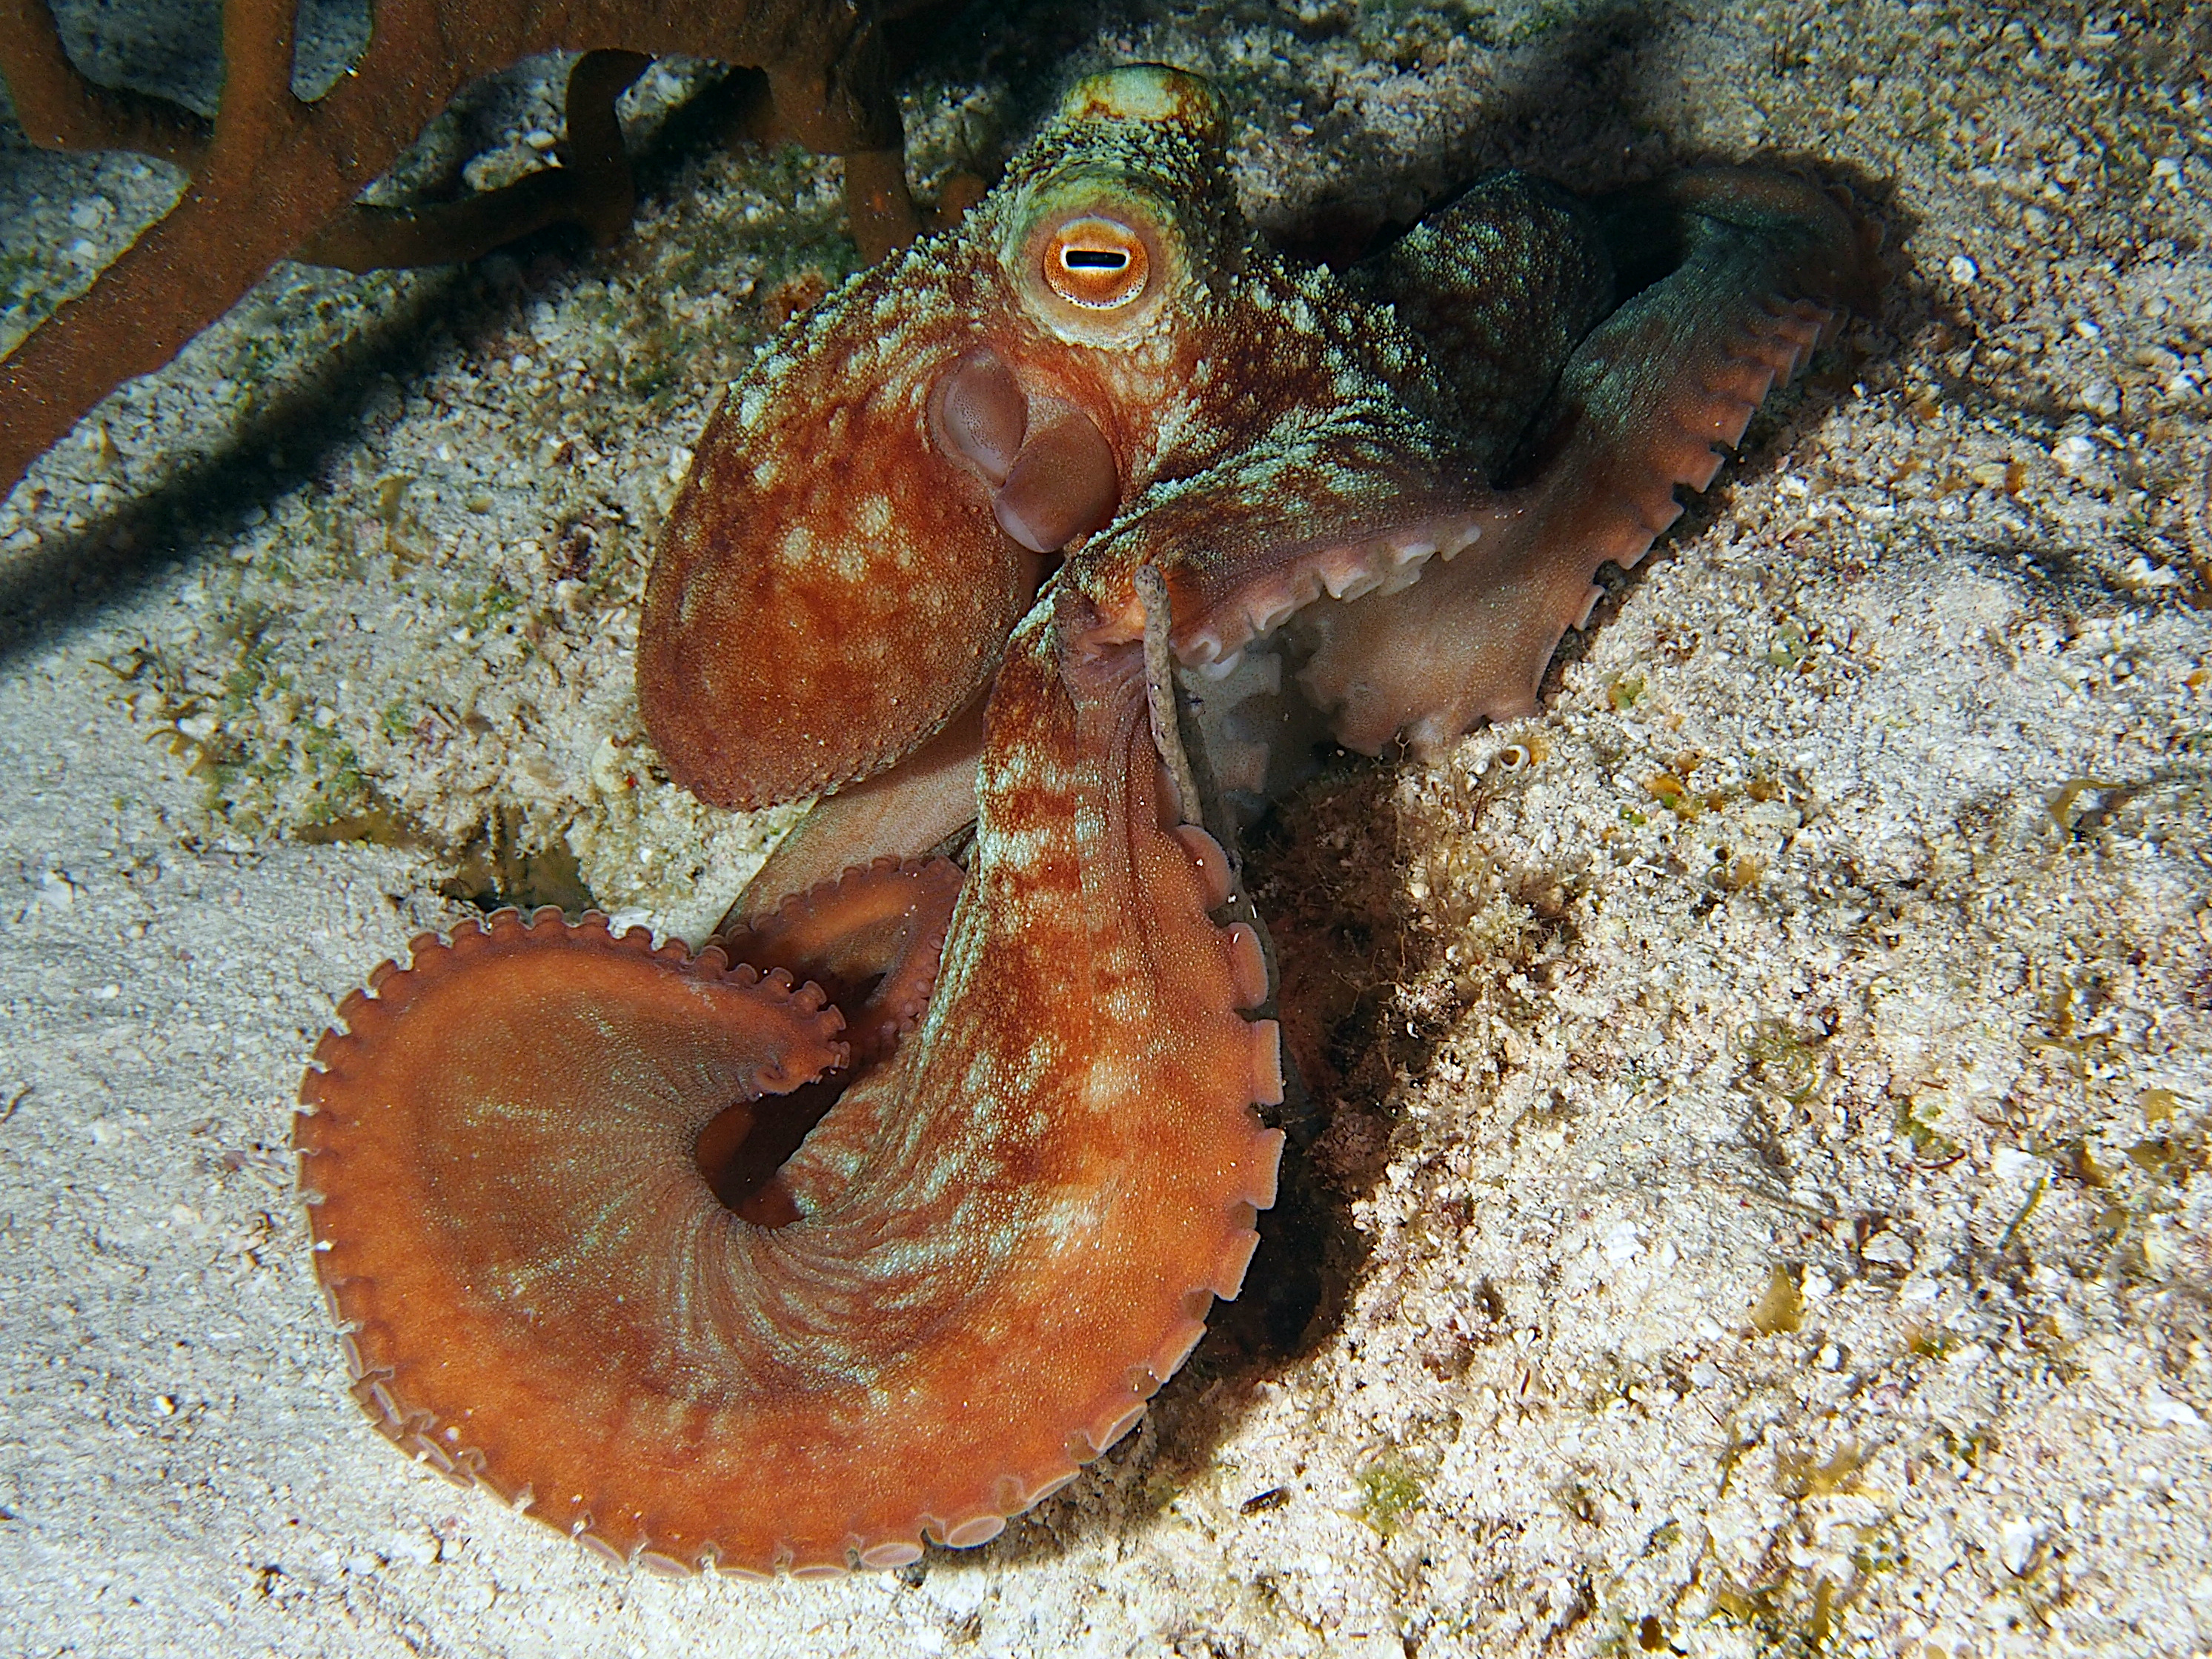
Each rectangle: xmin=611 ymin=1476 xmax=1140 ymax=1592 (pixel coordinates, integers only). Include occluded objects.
xmin=298 ymin=67 xmax=1873 ymax=1576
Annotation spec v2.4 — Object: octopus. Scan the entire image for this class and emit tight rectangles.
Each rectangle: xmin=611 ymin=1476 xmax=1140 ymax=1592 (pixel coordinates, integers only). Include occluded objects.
xmin=293 ymin=66 xmax=1874 ymax=1577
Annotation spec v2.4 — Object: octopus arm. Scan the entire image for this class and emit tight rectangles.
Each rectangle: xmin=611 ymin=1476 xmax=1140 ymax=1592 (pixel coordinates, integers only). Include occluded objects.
xmin=1298 ymin=167 xmax=1878 ymax=755
xmin=294 ymin=914 xmax=851 ymax=1563
xmin=1349 ymin=170 xmax=1616 ymax=473
xmin=702 ymin=855 xmax=965 ymax=1227
xmin=726 ymin=687 xmax=989 ymax=926
xmin=1085 ymin=413 xmax=1498 ymax=673
xmin=742 ymin=592 xmax=1284 ymax=1570
xmin=722 ymin=854 xmax=965 ymax=1069
xmin=294 ymin=596 xmax=1282 ymax=1578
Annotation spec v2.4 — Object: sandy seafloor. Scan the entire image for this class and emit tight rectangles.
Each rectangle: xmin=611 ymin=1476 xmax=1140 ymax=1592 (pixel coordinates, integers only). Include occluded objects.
xmin=3 ymin=0 xmax=2211 ymax=1653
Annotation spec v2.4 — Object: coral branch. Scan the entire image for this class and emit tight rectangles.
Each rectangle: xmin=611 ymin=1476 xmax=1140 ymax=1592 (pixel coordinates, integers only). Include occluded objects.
xmin=300 ymin=49 xmax=651 ymax=270
xmin=0 ymin=0 xmax=209 ymax=164
xmin=0 ymin=0 xmax=924 ymax=502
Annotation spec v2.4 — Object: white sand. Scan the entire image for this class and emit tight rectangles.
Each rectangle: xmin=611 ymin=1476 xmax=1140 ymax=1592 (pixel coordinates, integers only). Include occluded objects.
xmin=3 ymin=1 xmax=2208 ymax=1652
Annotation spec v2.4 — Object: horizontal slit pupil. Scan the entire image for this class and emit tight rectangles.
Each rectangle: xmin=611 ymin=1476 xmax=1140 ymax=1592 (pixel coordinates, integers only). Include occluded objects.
xmin=1064 ymin=250 xmax=1129 ymax=270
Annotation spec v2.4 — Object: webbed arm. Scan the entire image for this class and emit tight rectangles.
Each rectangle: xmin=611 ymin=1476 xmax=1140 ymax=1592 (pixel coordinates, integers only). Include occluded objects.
xmin=1298 ymin=168 xmax=1877 ymax=754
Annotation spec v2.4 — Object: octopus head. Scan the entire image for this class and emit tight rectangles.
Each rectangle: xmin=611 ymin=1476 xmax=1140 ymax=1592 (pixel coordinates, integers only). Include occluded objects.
xmin=637 ymin=64 xmax=1243 ymax=809
xmin=930 ymin=66 xmax=1237 ymax=553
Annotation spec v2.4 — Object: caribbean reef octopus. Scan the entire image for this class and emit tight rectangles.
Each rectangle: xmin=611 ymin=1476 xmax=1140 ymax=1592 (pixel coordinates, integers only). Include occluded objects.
xmin=294 ymin=65 xmax=1874 ymax=1576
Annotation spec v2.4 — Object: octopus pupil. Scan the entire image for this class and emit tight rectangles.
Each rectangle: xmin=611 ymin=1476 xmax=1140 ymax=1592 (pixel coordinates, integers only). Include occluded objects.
xmin=1065 ymin=249 xmax=1129 ymax=270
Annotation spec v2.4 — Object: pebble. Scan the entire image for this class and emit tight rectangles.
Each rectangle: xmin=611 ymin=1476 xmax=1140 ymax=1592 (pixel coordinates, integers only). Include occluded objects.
xmin=1947 ymin=253 xmax=1979 ymax=285
xmin=1861 ymin=1229 xmax=1914 ymax=1266
xmin=1999 ymin=1519 xmax=2043 ymax=1575
xmin=2051 ymin=433 xmax=2097 ymax=473
xmin=2143 ymin=1383 xmax=2204 ymax=1429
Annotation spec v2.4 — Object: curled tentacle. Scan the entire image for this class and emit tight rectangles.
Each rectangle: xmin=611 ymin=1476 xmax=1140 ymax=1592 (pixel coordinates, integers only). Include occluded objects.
xmin=1294 ymin=168 xmax=1876 ymax=755
xmin=730 ymin=688 xmax=988 ymax=924
xmin=296 ymin=908 xmax=850 ymax=1569
xmin=722 ymin=854 xmax=964 ymax=1068
xmin=294 ymin=600 xmax=1283 ymax=1577
xmin=697 ymin=855 xmax=963 ymax=1229
xmin=756 ymin=592 xmax=1282 ymax=1567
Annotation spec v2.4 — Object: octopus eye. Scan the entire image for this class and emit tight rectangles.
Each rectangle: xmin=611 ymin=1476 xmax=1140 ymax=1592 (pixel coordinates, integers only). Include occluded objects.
xmin=1043 ymin=216 xmax=1151 ymax=309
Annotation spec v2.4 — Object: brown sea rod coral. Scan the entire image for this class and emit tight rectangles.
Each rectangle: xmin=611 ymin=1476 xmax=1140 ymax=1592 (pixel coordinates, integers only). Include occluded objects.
xmin=0 ymin=0 xmax=930 ymax=500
